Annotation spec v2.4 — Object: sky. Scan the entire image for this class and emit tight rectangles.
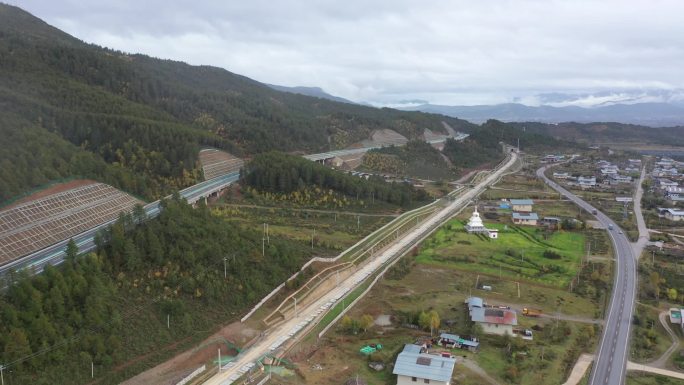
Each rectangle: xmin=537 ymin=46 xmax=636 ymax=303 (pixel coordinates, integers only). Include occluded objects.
xmin=13 ymin=0 xmax=684 ymax=106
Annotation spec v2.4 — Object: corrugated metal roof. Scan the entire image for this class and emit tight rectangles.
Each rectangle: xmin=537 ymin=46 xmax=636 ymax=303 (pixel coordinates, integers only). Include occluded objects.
xmin=510 ymin=199 xmax=534 ymax=205
xmin=459 ymin=339 xmax=480 ymax=347
xmin=392 ymin=344 xmax=456 ymax=382
xmin=466 ymin=297 xmax=483 ymax=308
xmin=440 ymin=333 xmax=459 ymax=341
xmin=512 ymin=212 xmax=539 ymax=220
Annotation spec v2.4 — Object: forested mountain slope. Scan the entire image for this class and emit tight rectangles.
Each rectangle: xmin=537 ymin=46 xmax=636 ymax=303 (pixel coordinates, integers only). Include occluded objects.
xmin=507 ymin=121 xmax=684 ymax=147
xmin=0 ymin=4 xmax=475 ymax=203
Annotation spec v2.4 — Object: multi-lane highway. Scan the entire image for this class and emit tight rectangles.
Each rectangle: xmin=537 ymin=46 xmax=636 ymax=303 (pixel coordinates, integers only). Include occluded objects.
xmin=204 ymin=151 xmax=517 ymax=385
xmin=537 ymin=164 xmax=637 ymax=385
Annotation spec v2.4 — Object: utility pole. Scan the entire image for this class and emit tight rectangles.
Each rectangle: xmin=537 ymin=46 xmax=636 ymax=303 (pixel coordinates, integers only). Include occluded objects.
xmin=91 ymin=361 xmax=94 ymax=379
xmin=262 ymin=237 xmax=265 ymax=256
xmin=357 ymin=216 xmax=360 ymax=231
xmin=0 ymin=364 xmax=4 ymax=385
xmin=223 ymin=257 xmax=227 ymax=279
xmin=167 ymin=314 xmax=170 ymax=329
xmin=218 ymin=348 xmax=221 ymax=372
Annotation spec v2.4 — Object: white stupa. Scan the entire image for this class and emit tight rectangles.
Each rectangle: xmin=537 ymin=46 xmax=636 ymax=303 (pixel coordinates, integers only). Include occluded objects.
xmin=465 ymin=207 xmax=498 ymax=238
xmin=465 ymin=207 xmax=486 ymax=233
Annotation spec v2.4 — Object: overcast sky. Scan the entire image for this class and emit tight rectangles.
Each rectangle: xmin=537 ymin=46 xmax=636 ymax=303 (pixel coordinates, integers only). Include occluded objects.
xmin=14 ymin=0 xmax=684 ymax=106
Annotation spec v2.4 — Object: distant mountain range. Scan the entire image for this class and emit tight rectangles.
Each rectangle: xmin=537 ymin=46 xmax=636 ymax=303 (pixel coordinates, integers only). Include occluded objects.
xmin=265 ymin=84 xmax=356 ymax=104
xmin=402 ymin=102 xmax=684 ymax=127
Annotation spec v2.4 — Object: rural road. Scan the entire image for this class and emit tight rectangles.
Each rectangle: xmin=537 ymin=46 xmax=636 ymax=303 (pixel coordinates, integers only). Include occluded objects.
xmin=647 ymin=311 xmax=681 ymax=369
xmin=203 ymin=152 xmax=518 ymax=385
xmin=537 ymin=163 xmax=637 ymax=385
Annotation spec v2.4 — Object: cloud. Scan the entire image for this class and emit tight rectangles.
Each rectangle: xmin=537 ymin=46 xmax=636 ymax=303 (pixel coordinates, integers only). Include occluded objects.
xmin=15 ymin=0 xmax=684 ymax=105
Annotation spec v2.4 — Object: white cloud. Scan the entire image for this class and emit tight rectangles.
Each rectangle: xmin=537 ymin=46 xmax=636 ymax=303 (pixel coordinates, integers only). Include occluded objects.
xmin=16 ymin=0 xmax=684 ymax=105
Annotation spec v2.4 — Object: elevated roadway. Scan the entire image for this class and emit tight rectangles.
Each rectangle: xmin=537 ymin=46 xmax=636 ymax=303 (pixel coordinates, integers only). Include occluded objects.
xmin=0 ymin=172 xmax=240 ymax=276
xmin=537 ymin=164 xmax=637 ymax=385
xmin=0 ymin=132 xmax=469 ymax=277
xmin=304 ymin=132 xmax=468 ymax=162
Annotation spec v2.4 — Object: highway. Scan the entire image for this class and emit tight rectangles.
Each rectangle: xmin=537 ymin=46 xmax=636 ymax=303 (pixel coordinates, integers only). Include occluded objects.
xmin=303 ymin=132 xmax=468 ymax=162
xmin=0 ymin=172 xmax=240 ymax=276
xmin=537 ymin=164 xmax=637 ymax=385
xmin=1 ymin=133 xmax=470 ymax=277
xmin=204 ymin=151 xmax=517 ymax=385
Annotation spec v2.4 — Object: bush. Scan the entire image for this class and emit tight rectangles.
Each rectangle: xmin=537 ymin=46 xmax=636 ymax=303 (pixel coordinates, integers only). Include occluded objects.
xmin=542 ymin=250 xmax=563 ymax=260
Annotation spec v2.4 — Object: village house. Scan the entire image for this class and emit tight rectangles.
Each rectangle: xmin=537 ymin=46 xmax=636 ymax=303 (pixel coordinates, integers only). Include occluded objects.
xmin=510 ymin=199 xmax=534 ymax=212
xmin=512 ymin=212 xmax=538 ymax=226
xmin=664 ymin=208 xmax=684 ymax=222
xmin=601 ymin=168 xmax=618 ymax=176
xmin=393 ymin=344 xmax=456 ymax=385
xmin=553 ymin=172 xmax=570 ymax=179
xmin=540 ymin=216 xmax=561 ymax=229
xmin=658 ymin=179 xmax=679 ymax=189
xmin=578 ymin=176 xmax=597 ymax=188
xmin=611 ymin=175 xmax=633 ymax=183
xmin=438 ymin=333 xmax=479 ymax=352
xmin=466 ymin=297 xmax=518 ymax=336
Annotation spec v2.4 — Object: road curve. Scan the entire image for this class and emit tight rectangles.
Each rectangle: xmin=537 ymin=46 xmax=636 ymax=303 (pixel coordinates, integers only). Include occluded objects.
xmin=537 ymin=164 xmax=637 ymax=385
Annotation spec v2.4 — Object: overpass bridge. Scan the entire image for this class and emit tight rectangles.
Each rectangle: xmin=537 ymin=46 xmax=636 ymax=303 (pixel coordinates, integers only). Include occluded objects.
xmin=304 ymin=132 xmax=468 ymax=162
xmin=0 ymin=132 xmax=469 ymax=277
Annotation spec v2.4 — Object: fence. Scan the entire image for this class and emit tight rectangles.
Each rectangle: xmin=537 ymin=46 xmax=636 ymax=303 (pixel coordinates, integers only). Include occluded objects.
xmin=175 ymin=365 xmax=206 ymax=385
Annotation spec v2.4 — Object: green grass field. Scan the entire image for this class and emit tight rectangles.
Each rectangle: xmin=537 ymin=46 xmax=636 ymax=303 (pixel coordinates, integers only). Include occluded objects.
xmin=415 ymin=220 xmax=586 ymax=288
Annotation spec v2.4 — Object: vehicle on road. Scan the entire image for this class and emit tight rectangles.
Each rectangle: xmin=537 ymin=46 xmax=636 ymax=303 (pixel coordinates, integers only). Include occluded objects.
xmin=522 ymin=308 xmax=542 ymax=317
xmin=608 ymin=224 xmax=614 ymax=230
xmin=592 ymin=209 xmax=598 ymax=215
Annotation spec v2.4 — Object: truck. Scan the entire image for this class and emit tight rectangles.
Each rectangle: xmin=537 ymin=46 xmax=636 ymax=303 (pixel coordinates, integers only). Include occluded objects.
xmin=591 ymin=209 xmax=597 ymax=215
xmin=522 ymin=308 xmax=542 ymax=317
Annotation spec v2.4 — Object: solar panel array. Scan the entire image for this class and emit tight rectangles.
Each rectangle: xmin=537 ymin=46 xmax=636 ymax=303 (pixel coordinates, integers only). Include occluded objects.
xmin=0 ymin=183 xmax=141 ymax=265
xmin=199 ymin=149 xmax=244 ymax=180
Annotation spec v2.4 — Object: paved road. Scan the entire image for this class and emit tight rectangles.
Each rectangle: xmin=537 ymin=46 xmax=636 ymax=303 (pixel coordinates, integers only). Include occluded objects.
xmin=2 ymin=134 xmax=470 ymax=277
xmin=204 ymin=152 xmax=518 ymax=385
xmin=537 ymin=164 xmax=637 ymax=385
xmin=303 ymin=133 xmax=468 ymax=162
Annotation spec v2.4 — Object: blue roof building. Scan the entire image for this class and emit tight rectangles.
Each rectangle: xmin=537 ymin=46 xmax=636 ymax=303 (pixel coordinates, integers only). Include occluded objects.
xmin=509 ymin=199 xmax=534 ymax=206
xmin=393 ymin=344 xmax=456 ymax=385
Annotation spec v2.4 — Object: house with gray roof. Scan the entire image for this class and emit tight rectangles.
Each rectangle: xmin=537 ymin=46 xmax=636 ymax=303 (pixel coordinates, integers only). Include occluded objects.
xmin=393 ymin=344 xmax=456 ymax=385
xmin=466 ymin=297 xmax=518 ymax=336
xmin=509 ymin=199 xmax=534 ymax=212
xmin=512 ymin=212 xmax=538 ymax=226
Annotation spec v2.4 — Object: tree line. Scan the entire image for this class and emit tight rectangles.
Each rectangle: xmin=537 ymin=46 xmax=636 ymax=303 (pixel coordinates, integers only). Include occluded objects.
xmin=0 ymin=196 xmax=313 ymax=384
xmin=242 ymin=152 xmax=430 ymax=208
